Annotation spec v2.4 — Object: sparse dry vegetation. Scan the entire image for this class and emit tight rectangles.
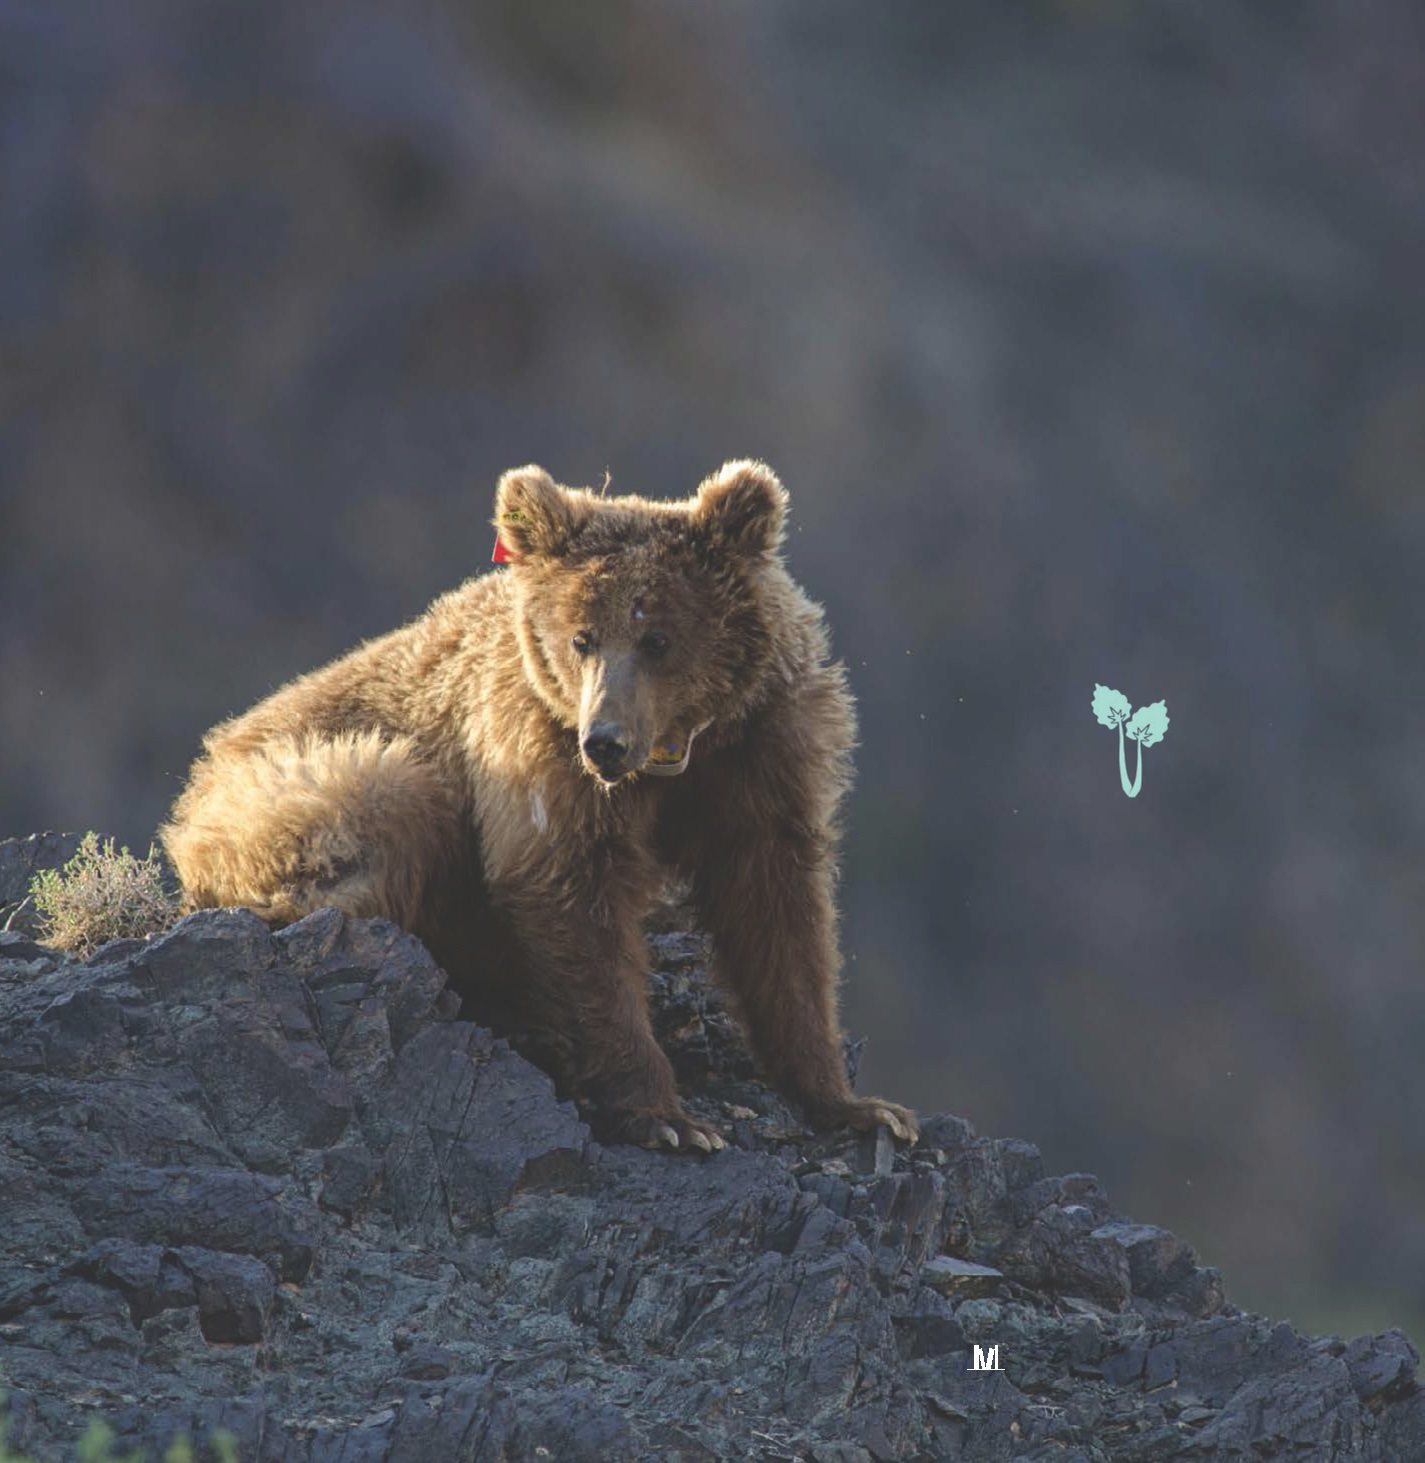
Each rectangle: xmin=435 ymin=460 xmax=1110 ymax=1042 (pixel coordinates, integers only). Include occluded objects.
xmin=29 ymin=832 xmax=179 ymax=957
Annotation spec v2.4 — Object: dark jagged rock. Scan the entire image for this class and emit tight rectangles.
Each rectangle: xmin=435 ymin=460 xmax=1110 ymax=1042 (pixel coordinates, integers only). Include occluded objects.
xmin=0 ymin=831 xmax=84 ymax=938
xmin=0 ymin=873 xmax=1421 ymax=1459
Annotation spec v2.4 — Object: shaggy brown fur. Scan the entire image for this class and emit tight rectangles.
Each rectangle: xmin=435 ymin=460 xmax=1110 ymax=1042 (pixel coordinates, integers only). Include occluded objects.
xmin=162 ymin=461 xmax=918 ymax=1152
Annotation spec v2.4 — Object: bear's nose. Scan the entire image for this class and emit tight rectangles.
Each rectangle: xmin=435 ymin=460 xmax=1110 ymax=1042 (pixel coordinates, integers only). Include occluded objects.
xmin=582 ymin=726 xmax=630 ymax=775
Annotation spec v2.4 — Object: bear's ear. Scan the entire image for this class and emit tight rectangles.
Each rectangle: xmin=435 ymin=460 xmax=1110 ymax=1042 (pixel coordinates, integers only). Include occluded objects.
xmin=691 ymin=460 xmax=787 ymax=557
xmin=493 ymin=465 xmax=582 ymax=560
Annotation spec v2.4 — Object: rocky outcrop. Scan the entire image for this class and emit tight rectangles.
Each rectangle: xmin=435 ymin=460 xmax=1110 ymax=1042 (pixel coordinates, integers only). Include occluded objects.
xmin=0 ymin=832 xmax=84 ymax=938
xmin=0 ymin=837 xmax=1420 ymax=1460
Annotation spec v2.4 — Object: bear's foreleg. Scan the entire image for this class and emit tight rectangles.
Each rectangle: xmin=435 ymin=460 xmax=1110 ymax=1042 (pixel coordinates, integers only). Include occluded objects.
xmin=690 ymin=822 xmax=919 ymax=1144
xmin=488 ymin=850 xmax=725 ymax=1154
xmin=678 ymin=673 xmax=919 ymax=1145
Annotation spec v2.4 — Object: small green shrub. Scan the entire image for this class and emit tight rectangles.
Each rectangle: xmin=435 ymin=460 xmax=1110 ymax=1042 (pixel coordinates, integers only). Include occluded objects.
xmin=0 ymin=1394 xmax=237 ymax=1462
xmin=29 ymin=832 xmax=179 ymax=958
xmin=75 ymin=1418 xmax=143 ymax=1463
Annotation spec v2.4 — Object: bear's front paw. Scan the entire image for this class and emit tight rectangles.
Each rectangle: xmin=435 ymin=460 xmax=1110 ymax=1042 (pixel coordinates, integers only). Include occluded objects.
xmin=598 ymin=1107 xmax=727 ymax=1155
xmin=813 ymin=1096 xmax=920 ymax=1146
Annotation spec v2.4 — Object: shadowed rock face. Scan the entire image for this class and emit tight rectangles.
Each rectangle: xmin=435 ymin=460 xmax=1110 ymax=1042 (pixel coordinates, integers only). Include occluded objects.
xmin=0 ymin=838 xmax=1421 ymax=1461
xmin=0 ymin=832 xmax=85 ymax=939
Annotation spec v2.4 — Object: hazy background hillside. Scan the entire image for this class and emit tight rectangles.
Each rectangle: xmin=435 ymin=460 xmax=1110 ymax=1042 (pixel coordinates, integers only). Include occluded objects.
xmin=3 ymin=1 xmax=1423 ymax=1338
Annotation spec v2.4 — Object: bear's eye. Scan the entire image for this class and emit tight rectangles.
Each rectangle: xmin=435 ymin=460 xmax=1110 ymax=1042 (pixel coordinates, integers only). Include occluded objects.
xmin=640 ymin=630 xmax=670 ymax=657
xmin=571 ymin=631 xmax=595 ymax=656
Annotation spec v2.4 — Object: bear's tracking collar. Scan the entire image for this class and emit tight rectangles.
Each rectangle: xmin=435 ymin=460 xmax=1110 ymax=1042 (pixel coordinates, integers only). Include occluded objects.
xmin=644 ymin=720 xmax=713 ymax=777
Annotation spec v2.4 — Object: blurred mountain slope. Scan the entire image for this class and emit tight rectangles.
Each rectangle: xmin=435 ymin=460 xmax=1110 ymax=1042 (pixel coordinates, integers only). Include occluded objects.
xmin=3 ymin=0 xmax=1424 ymax=1336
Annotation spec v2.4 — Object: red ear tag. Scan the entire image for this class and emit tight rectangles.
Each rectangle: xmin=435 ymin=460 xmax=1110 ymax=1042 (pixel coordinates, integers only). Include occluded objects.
xmin=492 ymin=532 xmax=514 ymax=564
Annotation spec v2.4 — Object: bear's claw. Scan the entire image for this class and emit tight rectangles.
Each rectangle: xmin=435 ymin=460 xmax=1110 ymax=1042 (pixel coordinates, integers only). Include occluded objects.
xmin=818 ymin=1096 xmax=920 ymax=1146
xmin=603 ymin=1108 xmax=727 ymax=1155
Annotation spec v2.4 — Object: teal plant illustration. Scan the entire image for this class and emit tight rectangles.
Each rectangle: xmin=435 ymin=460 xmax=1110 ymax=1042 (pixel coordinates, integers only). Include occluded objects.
xmin=1092 ymin=684 xmax=1170 ymax=799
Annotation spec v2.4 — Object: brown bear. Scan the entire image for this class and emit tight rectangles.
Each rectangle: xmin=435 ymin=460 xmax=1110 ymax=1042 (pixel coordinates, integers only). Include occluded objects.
xmin=161 ymin=461 xmax=918 ymax=1153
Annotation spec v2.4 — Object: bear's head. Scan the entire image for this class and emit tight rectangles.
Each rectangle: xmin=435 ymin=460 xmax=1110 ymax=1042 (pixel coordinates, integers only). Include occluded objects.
xmin=493 ymin=461 xmax=790 ymax=785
